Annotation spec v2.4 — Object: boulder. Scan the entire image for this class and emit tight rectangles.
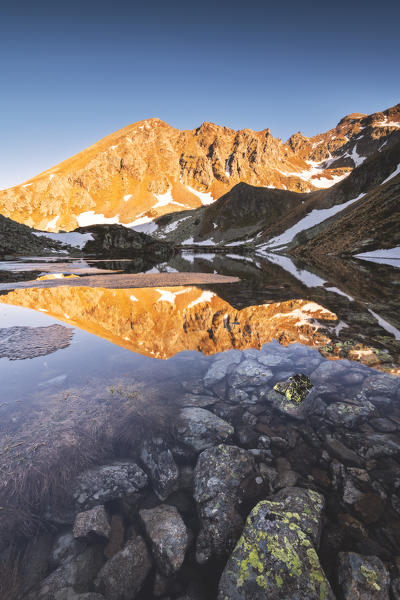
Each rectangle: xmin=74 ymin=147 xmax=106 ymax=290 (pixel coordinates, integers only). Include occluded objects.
xmin=337 ymin=552 xmax=390 ymax=599
xmin=228 ymin=359 xmax=273 ymax=388
xmin=193 ymin=444 xmax=256 ymax=563
xmin=140 ymin=437 xmax=179 ymax=500
xmin=174 ymin=408 xmax=234 ymax=453
xmin=30 ymin=545 xmax=105 ymax=599
xmin=265 ymin=389 xmax=307 ymax=420
xmin=53 ymin=591 xmax=106 ymax=600
xmin=94 ymin=536 xmax=152 ymax=600
xmin=218 ymin=487 xmax=334 ymax=600
xmin=325 ymin=400 xmax=375 ymax=429
xmin=72 ymin=461 xmax=148 ymax=510
xmin=140 ymin=504 xmax=190 ymax=575
xmin=204 ymin=351 xmax=242 ymax=388
xmin=73 ymin=506 xmax=111 ymax=541
xmin=50 ymin=531 xmax=87 ymax=570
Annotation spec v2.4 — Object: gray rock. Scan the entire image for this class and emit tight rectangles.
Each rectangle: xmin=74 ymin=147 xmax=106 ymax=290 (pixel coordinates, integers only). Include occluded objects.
xmin=31 ymin=545 xmax=104 ymax=599
xmin=73 ymin=506 xmax=111 ymax=541
xmin=50 ymin=531 xmax=87 ymax=570
xmin=337 ymin=552 xmax=390 ymax=599
xmin=94 ymin=536 xmax=152 ymax=600
xmin=218 ymin=487 xmax=334 ymax=600
xmin=140 ymin=438 xmax=179 ymax=500
xmin=178 ymin=394 xmax=218 ymax=408
xmin=360 ymin=433 xmax=400 ymax=460
xmin=54 ymin=591 xmax=106 ymax=600
xmin=311 ymin=359 xmax=349 ymax=382
xmin=193 ymin=444 xmax=256 ymax=563
xmin=362 ymin=374 xmax=399 ymax=399
xmin=72 ymin=461 xmax=148 ymax=510
xmin=325 ymin=400 xmax=375 ymax=429
xmin=228 ymin=359 xmax=273 ymax=388
xmin=325 ymin=435 xmax=363 ymax=466
xmin=204 ymin=351 xmax=242 ymax=387
xmin=140 ymin=504 xmax=190 ymax=575
xmin=257 ymin=353 xmax=292 ymax=369
xmin=370 ymin=418 xmax=398 ymax=433
xmin=265 ymin=389 xmax=306 ymax=420
xmin=174 ymin=408 xmax=234 ymax=453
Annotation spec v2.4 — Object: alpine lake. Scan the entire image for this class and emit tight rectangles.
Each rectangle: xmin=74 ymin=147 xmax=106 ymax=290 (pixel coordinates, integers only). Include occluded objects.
xmin=0 ymin=250 xmax=399 ymax=600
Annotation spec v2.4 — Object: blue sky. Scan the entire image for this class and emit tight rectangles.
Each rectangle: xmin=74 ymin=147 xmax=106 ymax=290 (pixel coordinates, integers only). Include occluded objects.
xmin=1 ymin=0 xmax=399 ymax=189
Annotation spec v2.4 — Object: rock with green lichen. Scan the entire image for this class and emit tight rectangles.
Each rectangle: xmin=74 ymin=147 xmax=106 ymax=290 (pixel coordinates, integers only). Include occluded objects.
xmin=218 ymin=487 xmax=335 ymax=600
xmin=273 ymin=373 xmax=313 ymax=404
xmin=265 ymin=389 xmax=307 ymax=421
xmin=337 ymin=552 xmax=390 ymax=599
xmin=325 ymin=400 xmax=375 ymax=429
xmin=193 ymin=444 xmax=256 ymax=564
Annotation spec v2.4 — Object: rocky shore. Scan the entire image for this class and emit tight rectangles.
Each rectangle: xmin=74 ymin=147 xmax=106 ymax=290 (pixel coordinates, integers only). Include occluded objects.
xmin=2 ymin=344 xmax=400 ymax=599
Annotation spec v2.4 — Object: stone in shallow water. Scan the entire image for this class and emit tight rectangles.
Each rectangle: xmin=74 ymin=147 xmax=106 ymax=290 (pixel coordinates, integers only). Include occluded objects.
xmin=94 ymin=536 xmax=152 ymax=600
xmin=325 ymin=400 xmax=375 ymax=429
xmin=228 ymin=359 xmax=273 ymax=388
xmin=54 ymin=591 xmax=106 ymax=599
xmin=265 ymin=389 xmax=307 ymax=420
xmin=72 ymin=461 xmax=148 ymax=510
xmin=337 ymin=552 xmax=390 ymax=599
xmin=203 ymin=351 xmax=242 ymax=388
xmin=139 ymin=504 xmax=190 ymax=576
xmin=174 ymin=407 xmax=234 ymax=453
xmin=193 ymin=444 xmax=256 ymax=564
xmin=218 ymin=487 xmax=334 ymax=600
xmin=73 ymin=506 xmax=111 ymax=541
xmin=140 ymin=437 xmax=179 ymax=500
xmin=273 ymin=373 xmax=313 ymax=404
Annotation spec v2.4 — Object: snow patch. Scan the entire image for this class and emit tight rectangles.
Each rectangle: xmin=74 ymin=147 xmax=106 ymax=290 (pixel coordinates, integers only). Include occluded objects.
xmin=325 ymin=287 xmax=354 ymax=301
xmin=186 ymin=185 xmax=215 ymax=205
xmin=46 ymin=216 xmax=59 ymax=230
xmin=154 ymin=189 xmax=186 ymax=208
xmin=265 ymin=192 xmax=365 ymax=248
xmin=355 ymin=245 xmax=400 ymax=268
xmin=130 ymin=294 xmax=139 ymax=302
xmin=33 ymin=231 xmax=94 ymax=249
xmin=123 ymin=194 xmax=132 ymax=202
xmin=380 ymin=163 xmax=400 ymax=186
xmin=368 ymin=309 xmax=400 ymax=341
xmin=77 ymin=211 xmax=120 ymax=227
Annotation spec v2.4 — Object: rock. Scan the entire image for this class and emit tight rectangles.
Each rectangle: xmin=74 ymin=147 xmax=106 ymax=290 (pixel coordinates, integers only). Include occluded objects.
xmin=360 ymin=433 xmax=400 ymax=460
xmin=218 ymin=487 xmax=334 ymax=600
xmin=362 ymin=374 xmax=399 ymax=399
xmin=257 ymin=353 xmax=292 ymax=369
xmin=228 ymin=359 xmax=273 ymax=388
xmin=337 ymin=552 xmax=390 ymax=599
xmin=325 ymin=400 xmax=375 ymax=429
xmin=72 ymin=461 xmax=148 ymax=510
xmin=265 ymin=389 xmax=307 ymax=420
xmin=140 ymin=504 xmax=190 ymax=575
xmin=370 ymin=418 xmax=398 ymax=433
xmin=31 ymin=546 xmax=105 ymax=599
xmin=94 ymin=536 xmax=152 ymax=600
xmin=203 ymin=351 xmax=242 ymax=387
xmin=140 ymin=438 xmax=179 ymax=500
xmin=325 ymin=435 xmax=363 ymax=466
xmin=73 ymin=506 xmax=111 ymax=541
xmin=193 ymin=444 xmax=256 ymax=563
xmin=273 ymin=487 xmax=326 ymax=548
xmin=354 ymin=493 xmax=386 ymax=524
xmin=53 ymin=591 xmax=106 ymax=600
xmin=273 ymin=373 xmax=313 ymax=404
xmin=178 ymin=394 xmax=218 ymax=408
xmin=311 ymin=360 xmax=349 ymax=383
xmin=50 ymin=531 xmax=87 ymax=569
xmin=104 ymin=515 xmax=125 ymax=560
xmin=174 ymin=408 xmax=234 ymax=453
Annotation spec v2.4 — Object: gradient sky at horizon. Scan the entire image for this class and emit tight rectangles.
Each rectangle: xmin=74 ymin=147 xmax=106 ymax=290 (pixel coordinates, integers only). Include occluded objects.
xmin=1 ymin=0 xmax=399 ymax=189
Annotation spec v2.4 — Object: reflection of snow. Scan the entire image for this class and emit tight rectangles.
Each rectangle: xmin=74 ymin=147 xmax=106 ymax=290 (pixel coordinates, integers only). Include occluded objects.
xmin=325 ymin=287 xmax=354 ymax=301
xmin=355 ymin=245 xmax=400 ymax=268
xmin=187 ymin=291 xmax=215 ymax=308
xmin=368 ymin=309 xmax=400 ymax=341
xmin=256 ymin=252 xmax=326 ymax=288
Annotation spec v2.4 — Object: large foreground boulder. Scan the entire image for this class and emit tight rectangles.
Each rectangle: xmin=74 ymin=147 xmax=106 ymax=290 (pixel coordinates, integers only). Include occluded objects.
xmin=218 ymin=487 xmax=335 ymax=600
xmin=139 ymin=437 xmax=179 ymax=500
xmin=194 ymin=444 xmax=256 ymax=564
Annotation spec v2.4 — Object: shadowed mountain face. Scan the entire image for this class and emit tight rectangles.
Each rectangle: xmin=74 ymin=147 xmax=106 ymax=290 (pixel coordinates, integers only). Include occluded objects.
xmin=0 ymin=104 xmax=399 ymax=232
xmin=152 ymin=139 xmax=400 ymax=254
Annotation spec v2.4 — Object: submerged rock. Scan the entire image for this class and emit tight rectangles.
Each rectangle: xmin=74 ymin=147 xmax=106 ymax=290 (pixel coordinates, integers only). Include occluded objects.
xmin=265 ymin=389 xmax=307 ymax=420
xmin=140 ymin=437 xmax=179 ymax=500
xmin=218 ymin=487 xmax=334 ymax=600
xmin=94 ymin=536 xmax=151 ymax=600
xmin=73 ymin=506 xmax=111 ymax=541
xmin=72 ymin=461 xmax=148 ymax=510
xmin=228 ymin=359 xmax=273 ymax=388
xmin=194 ymin=444 xmax=256 ymax=564
xmin=337 ymin=552 xmax=390 ymax=599
xmin=325 ymin=400 xmax=375 ymax=429
xmin=174 ymin=407 xmax=234 ymax=453
xmin=140 ymin=504 xmax=190 ymax=575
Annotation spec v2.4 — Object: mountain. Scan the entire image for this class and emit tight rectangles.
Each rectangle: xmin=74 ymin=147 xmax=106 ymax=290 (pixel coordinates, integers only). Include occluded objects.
xmin=152 ymin=138 xmax=400 ymax=254
xmin=0 ymin=104 xmax=399 ymax=232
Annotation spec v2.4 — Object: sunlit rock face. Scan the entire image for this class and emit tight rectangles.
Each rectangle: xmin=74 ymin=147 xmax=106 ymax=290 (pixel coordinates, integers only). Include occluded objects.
xmin=0 ymin=104 xmax=398 ymax=232
xmin=0 ymin=286 xmax=338 ymax=358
